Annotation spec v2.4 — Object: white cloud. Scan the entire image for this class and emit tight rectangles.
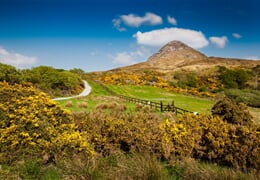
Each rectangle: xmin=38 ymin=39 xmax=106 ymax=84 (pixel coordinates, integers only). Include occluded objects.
xmin=133 ymin=27 xmax=209 ymax=49
xmin=209 ymin=36 xmax=228 ymax=48
xmin=112 ymin=46 xmax=151 ymax=66
xmin=112 ymin=52 xmax=137 ymax=65
xmin=0 ymin=47 xmax=37 ymax=68
xmin=232 ymin=33 xmax=242 ymax=39
xmin=167 ymin=16 xmax=177 ymax=25
xmin=113 ymin=12 xmax=162 ymax=31
xmin=245 ymin=56 xmax=259 ymax=60
xmin=121 ymin=12 xmax=162 ymax=27
xmin=112 ymin=19 xmax=126 ymax=32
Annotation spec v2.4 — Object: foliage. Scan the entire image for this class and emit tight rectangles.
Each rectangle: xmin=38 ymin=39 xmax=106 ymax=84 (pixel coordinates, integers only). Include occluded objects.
xmin=174 ymin=72 xmax=197 ymax=88
xmin=219 ymin=67 xmax=251 ymax=89
xmin=225 ymin=88 xmax=260 ymax=108
xmin=0 ymin=80 xmax=259 ymax=177
xmin=21 ymin=66 xmax=83 ymax=97
xmin=97 ymin=71 xmax=217 ymax=97
xmin=0 ymin=63 xmax=21 ymax=84
xmin=179 ymin=114 xmax=260 ymax=171
xmin=211 ymin=97 xmax=253 ymax=125
xmin=0 ymin=63 xmax=84 ymax=97
xmin=72 ymin=105 xmax=194 ymax=160
xmin=0 ymin=82 xmax=94 ymax=164
xmin=72 ymin=101 xmax=260 ymax=172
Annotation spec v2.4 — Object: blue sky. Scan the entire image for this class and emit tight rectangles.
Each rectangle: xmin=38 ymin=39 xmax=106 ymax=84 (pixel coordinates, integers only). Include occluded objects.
xmin=0 ymin=0 xmax=259 ymax=71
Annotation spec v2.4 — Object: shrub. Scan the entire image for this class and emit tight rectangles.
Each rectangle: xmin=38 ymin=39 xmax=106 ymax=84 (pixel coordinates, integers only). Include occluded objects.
xmin=211 ymin=97 xmax=253 ymax=125
xmin=64 ymin=101 xmax=73 ymax=107
xmin=73 ymin=106 xmax=194 ymax=161
xmin=219 ymin=67 xmax=251 ymax=89
xmin=179 ymin=114 xmax=260 ymax=171
xmin=0 ymin=63 xmax=21 ymax=84
xmin=225 ymin=89 xmax=260 ymax=108
xmin=0 ymin=82 xmax=94 ymax=164
xmin=78 ymin=102 xmax=88 ymax=108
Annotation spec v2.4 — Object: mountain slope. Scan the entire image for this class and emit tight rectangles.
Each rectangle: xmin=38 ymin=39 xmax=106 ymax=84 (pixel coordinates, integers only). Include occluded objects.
xmin=113 ymin=41 xmax=260 ymax=73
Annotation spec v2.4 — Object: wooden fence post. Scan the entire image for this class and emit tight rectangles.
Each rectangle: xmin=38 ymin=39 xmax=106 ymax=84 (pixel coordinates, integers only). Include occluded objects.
xmin=160 ymin=101 xmax=163 ymax=112
xmin=172 ymin=100 xmax=175 ymax=113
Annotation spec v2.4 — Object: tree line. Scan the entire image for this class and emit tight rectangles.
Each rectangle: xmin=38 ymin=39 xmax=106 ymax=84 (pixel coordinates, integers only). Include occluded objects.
xmin=0 ymin=63 xmax=85 ymax=97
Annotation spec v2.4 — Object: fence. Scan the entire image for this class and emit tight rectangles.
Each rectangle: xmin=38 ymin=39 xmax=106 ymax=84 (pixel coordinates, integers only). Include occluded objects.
xmin=117 ymin=95 xmax=193 ymax=115
xmin=94 ymin=81 xmax=194 ymax=115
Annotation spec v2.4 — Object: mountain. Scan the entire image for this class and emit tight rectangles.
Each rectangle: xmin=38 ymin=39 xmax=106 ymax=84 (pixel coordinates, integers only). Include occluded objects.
xmin=113 ymin=41 xmax=260 ymax=73
xmin=147 ymin=41 xmax=206 ymax=68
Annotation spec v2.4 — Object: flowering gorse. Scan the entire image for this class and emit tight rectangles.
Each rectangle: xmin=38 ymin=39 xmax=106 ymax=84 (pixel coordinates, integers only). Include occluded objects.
xmin=0 ymin=82 xmax=94 ymax=163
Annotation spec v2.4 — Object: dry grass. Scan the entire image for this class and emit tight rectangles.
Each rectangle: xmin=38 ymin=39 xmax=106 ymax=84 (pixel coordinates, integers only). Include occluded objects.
xmin=78 ymin=102 xmax=88 ymax=108
xmin=64 ymin=101 xmax=73 ymax=107
xmin=176 ymin=158 xmax=259 ymax=180
xmin=249 ymin=107 xmax=260 ymax=124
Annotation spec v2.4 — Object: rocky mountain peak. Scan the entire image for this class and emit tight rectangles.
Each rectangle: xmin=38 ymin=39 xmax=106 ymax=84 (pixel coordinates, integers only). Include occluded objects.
xmin=158 ymin=40 xmax=191 ymax=53
xmin=112 ymin=40 xmax=260 ymax=73
xmin=147 ymin=40 xmax=207 ymax=64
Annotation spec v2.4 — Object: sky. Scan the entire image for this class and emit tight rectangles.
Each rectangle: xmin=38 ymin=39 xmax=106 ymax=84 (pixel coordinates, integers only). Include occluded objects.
xmin=0 ymin=0 xmax=260 ymax=72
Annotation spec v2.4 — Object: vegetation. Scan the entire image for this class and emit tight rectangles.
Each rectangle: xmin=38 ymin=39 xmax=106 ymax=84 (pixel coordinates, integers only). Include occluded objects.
xmin=22 ymin=66 xmax=83 ymax=97
xmin=219 ymin=66 xmax=252 ymax=89
xmin=225 ymin=88 xmax=260 ymax=108
xmin=0 ymin=82 xmax=94 ymax=165
xmin=1 ymin=81 xmax=259 ymax=179
xmin=0 ymin=63 xmax=21 ymax=84
xmin=0 ymin=63 xmax=84 ymax=97
xmin=0 ymin=61 xmax=259 ymax=179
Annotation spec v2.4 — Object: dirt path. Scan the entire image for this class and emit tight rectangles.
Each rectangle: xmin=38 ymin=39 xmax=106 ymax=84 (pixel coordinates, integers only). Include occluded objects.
xmin=52 ymin=80 xmax=91 ymax=101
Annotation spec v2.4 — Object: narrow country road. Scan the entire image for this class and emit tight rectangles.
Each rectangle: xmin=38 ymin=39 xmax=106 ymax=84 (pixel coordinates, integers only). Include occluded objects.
xmin=52 ymin=80 xmax=91 ymax=101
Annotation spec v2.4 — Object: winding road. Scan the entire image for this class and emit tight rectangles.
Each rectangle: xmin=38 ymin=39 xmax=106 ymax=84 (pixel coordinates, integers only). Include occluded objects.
xmin=52 ymin=80 xmax=91 ymax=101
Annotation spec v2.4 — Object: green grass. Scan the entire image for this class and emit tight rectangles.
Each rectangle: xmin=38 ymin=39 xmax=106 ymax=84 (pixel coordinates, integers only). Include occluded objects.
xmin=107 ymin=84 xmax=215 ymax=114
xmin=56 ymin=82 xmax=215 ymax=114
xmin=56 ymin=81 xmax=114 ymax=112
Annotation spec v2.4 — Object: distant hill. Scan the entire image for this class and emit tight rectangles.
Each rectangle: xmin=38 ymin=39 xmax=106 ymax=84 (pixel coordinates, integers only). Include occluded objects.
xmin=112 ymin=41 xmax=260 ymax=73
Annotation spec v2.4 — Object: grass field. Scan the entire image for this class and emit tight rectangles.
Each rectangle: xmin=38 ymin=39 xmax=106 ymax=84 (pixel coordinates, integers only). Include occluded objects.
xmin=56 ymin=81 xmax=260 ymax=122
xmin=107 ymin=84 xmax=215 ymax=114
xmin=56 ymin=81 xmax=215 ymax=114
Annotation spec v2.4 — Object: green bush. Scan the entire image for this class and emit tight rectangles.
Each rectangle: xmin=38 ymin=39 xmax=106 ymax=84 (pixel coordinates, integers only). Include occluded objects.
xmin=0 ymin=63 xmax=21 ymax=84
xmin=225 ymin=89 xmax=260 ymax=107
xmin=21 ymin=66 xmax=83 ymax=97
xmin=219 ymin=67 xmax=251 ymax=89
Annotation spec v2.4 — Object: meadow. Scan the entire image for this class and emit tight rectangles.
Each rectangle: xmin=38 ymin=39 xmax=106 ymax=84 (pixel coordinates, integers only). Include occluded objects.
xmin=58 ymin=81 xmax=215 ymax=114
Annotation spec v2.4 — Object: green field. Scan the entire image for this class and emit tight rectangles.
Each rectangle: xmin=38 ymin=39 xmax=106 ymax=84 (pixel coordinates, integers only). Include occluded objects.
xmin=106 ymin=84 xmax=215 ymax=114
xmin=57 ymin=81 xmax=215 ymax=114
xmin=56 ymin=81 xmax=260 ymax=123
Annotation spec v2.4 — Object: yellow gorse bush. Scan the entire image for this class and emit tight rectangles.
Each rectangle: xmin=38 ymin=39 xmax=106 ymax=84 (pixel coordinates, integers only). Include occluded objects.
xmin=159 ymin=119 xmax=194 ymax=159
xmin=0 ymin=82 xmax=94 ymax=162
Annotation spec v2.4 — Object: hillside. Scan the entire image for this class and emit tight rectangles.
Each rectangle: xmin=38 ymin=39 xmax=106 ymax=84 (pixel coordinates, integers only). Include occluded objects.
xmin=113 ymin=41 xmax=260 ymax=73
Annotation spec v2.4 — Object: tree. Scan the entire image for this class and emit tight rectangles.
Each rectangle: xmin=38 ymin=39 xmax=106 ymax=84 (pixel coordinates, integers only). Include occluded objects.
xmin=252 ymin=65 xmax=260 ymax=90
xmin=0 ymin=63 xmax=21 ymax=83
xmin=219 ymin=68 xmax=251 ymax=89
